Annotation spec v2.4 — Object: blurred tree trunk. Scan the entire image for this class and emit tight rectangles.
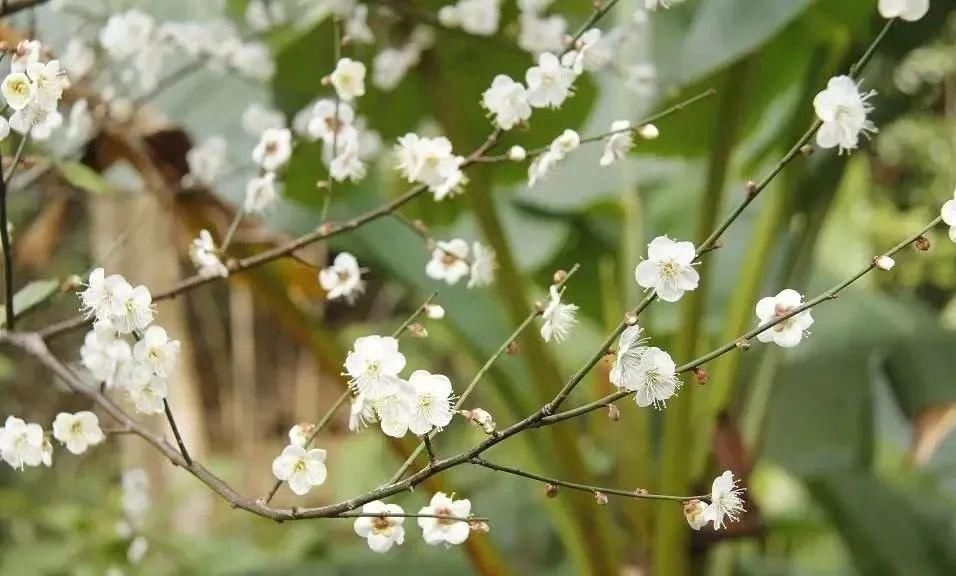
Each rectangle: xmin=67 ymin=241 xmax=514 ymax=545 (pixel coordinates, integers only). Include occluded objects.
xmin=88 ymin=189 xmax=211 ymax=534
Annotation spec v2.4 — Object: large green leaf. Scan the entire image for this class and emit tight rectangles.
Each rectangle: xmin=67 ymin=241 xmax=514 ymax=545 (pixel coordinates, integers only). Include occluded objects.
xmin=808 ymin=472 xmax=956 ymax=576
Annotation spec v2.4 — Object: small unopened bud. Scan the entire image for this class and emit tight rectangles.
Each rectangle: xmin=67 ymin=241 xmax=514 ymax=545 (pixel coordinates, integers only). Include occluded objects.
xmin=508 ymin=145 xmax=527 ymax=161
xmin=407 ymin=322 xmax=428 ymax=338
xmin=506 ymin=340 xmax=520 ymax=356
xmin=736 ymin=338 xmax=751 ymax=350
xmin=692 ymin=367 xmax=709 ymax=384
xmin=63 ymin=274 xmax=83 ymax=292
xmin=607 ymin=404 xmax=621 ymax=421
xmin=462 ymin=408 xmax=496 ymax=434
xmin=874 ymin=255 xmax=895 ymax=271
xmin=638 ymin=123 xmax=659 ymax=140
xmin=315 ymin=180 xmax=330 ymax=189
xmin=914 ymin=236 xmax=931 ymax=251
xmin=534 ymin=299 xmax=546 ymax=313
xmin=544 ymin=483 xmax=559 ymax=498
xmin=320 ymin=75 xmax=331 ymax=86
xmin=683 ymin=499 xmax=709 ymax=530
xmin=745 ymin=180 xmax=757 ymax=196
xmin=425 ymin=304 xmax=445 ymax=319
xmin=624 ymin=312 xmax=638 ymax=326
xmin=634 ymin=488 xmax=648 ymax=495
xmin=800 ymin=144 xmax=814 ymax=157
xmin=553 ymin=269 xmax=568 ymax=285
xmin=288 ymin=423 xmax=316 ymax=447
xmin=317 ymin=222 xmax=336 ymax=235
xmin=469 ymin=520 xmax=490 ymax=533
xmin=594 ymin=491 xmax=608 ymax=505
xmin=412 ymin=219 xmax=429 ymax=234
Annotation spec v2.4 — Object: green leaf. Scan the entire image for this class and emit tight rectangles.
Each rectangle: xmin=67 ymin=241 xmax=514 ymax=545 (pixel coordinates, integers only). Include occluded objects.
xmin=56 ymin=161 xmax=112 ymax=195
xmin=0 ymin=279 xmax=60 ymax=327
xmin=808 ymin=472 xmax=956 ymax=576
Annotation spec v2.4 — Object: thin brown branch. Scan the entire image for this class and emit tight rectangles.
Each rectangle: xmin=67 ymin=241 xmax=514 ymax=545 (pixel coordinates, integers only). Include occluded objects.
xmin=163 ymin=398 xmax=192 ymax=465
xmin=538 ymin=216 xmax=944 ymax=427
xmin=470 ymin=457 xmax=702 ymax=502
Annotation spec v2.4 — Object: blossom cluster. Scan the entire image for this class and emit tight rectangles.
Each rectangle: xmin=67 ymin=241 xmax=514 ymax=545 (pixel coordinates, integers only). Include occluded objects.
xmin=0 ymin=411 xmax=105 ymax=471
xmin=354 ymin=492 xmax=479 ymax=552
xmin=0 ymin=40 xmax=69 ymax=140
xmin=425 ymin=239 xmax=497 ymax=288
xmin=344 ymin=335 xmax=455 ymax=438
xmin=78 ymin=268 xmax=180 ymax=415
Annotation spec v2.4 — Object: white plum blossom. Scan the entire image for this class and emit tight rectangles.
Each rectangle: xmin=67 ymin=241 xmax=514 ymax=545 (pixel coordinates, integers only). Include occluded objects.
xmin=813 ymin=75 xmax=877 ymax=154
xmin=353 ymin=501 xmax=406 ymax=553
xmin=252 ymin=127 xmax=293 ymax=172
xmin=318 ymin=252 xmax=366 ymax=303
xmin=755 ymin=289 xmax=814 ymax=348
xmin=306 ymin=99 xmax=355 ymax=142
xmin=631 ymin=347 xmax=679 ymax=408
xmin=52 ymin=411 xmax=104 ymax=455
xmin=80 ymin=268 xmax=124 ymax=322
xmin=609 ymin=324 xmax=646 ymax=390
xmin=426 ymin=239 xmax=470 ymax=285
xmin=345 ymin=5 xmax=375 ymax=43
xmin=940 ymin=190 xmax=956 ymax=242
xmin=80 ymin=321 xmax=132 ymax=387
xmin=127 ymin=536 xmax=148 ymax=564
xmin=121 ymin=468 xmax=150 ymax=526
xmin=271 ymin=445 xmax=328 ymax=495
xmin=62 ymin=38 xmax=95 ymax=79
xmin=124 ymin=371 xmax=168 ymax=415
xmin=518 ymin=13 xmax=567 ymax=56
xmin=482 ymin=75 xmax=532 ymax=130
xmin=108 ymin=280 xmax=154 ymax=334
xmin=329 ymin=138 xmax=367 ymax=182
xmin=189 ymin=229 xmax=229 ymax=279
xmin=26 ymin=60 xmax=67 ymax=110
xmin=330 ymin=58 xmax=367 ymax=101
xmin=0 ymin=416 xmax=46 ymax=469
xmin=99 ymin=10 xmax=155 ymax=60
xmin=526 ymin=52 xmax=576 ymax=109
xmin=440 ymin=0 xmax=501 ymax=35
xmin=372 ymin=47 xmax=419 ymax=91
xmin=230 ymin=42 xmax=275 ymax=81
xmin=540 ymin=285 xmax=578 ymax=343
xmin=407 ymin=370 xmax=454 ymax=436
xmin=562 ymin=28 xmax=611 ymax=74
xmin=349 ymin=392 xmax=377 ymax=431
xmin=394 ymin=134 xmax=466 ymax=200
xmin=10 ymin=39 xmax=42 ymax=73
xmin=184 ymin=137 xmax=227 ymax=187
xmin=345 ymin=335 xmax=407 ymax=400
xmin=528 ymin=129 xmax=580 ymax=187
xmin=634 ymin=236 xmax=699 ymax=302
xmin=2 ymin=72 xmax=35 ymax=111
xmin=418 ymin=492 xmax=472 ymax=546
xmin=468 ymin=242 xmax=497 ymax=288
xmin=878 ymin=0 xmax=929 ymax=21
xmin=373 ymin=380 xmax=415 ymax=438
xmin=66 ymin=99 xmax=94 ymax=143
xmin=133 ymin=325 xmax=180 ymax=378
xmin=701 ymin=470 xmax=746 ymax=530
xmin=600 ymin=120 xmax=634 ymax=166
xmin=244 ymin=172 xmax=278 ymax=213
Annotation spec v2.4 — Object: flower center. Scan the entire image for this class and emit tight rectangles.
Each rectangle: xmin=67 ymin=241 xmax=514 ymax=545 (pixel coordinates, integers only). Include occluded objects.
xmin=434 ymin=506 xmax=454 ymax=526
xmin=372 ymin=516 xmax=391 ymax=532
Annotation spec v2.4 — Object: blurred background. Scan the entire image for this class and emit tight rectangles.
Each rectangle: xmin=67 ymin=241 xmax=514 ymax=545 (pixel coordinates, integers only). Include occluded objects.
xmin=1 ymin=0 xmax=956 ymax=574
